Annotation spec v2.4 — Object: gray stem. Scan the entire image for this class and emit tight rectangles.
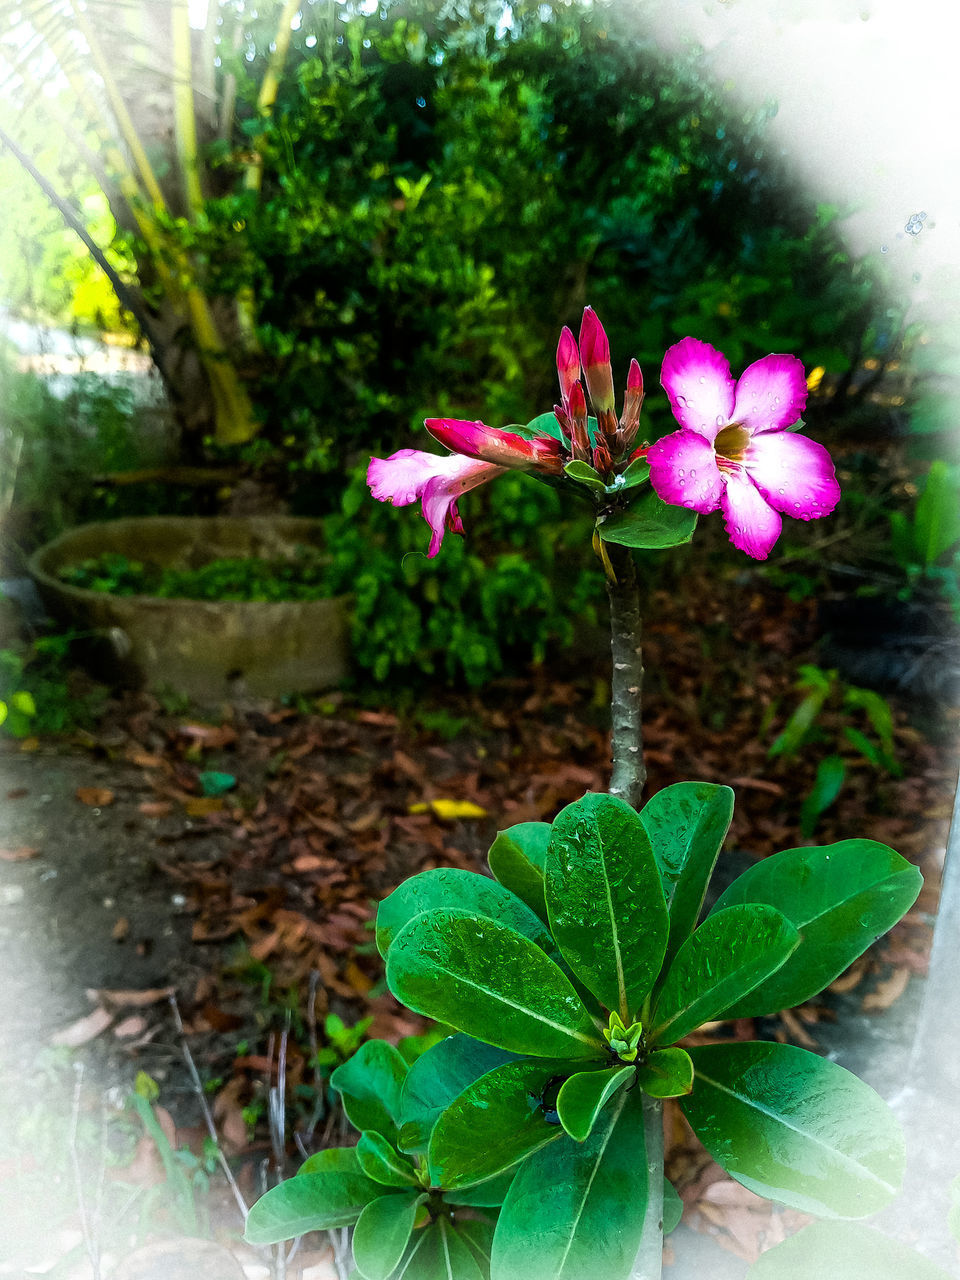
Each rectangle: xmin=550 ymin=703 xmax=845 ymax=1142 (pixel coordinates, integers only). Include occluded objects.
xmin=605 ymin=545 xmax=646 ymax=807
xmin=632 ymin=1092 xmax=664 ymax=1280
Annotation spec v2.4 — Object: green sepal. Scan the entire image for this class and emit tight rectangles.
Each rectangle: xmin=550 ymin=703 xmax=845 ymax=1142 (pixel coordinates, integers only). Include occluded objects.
xmin=399 ymin=1033 xmax=516 ymax=1155
xmin=682 ymin=1042 xmax=905 ymax=1218
xmin=487 ymin=821 xmax=552 ymax=920
xmin=491 ymin=1084 xmax=648 ymax=1280
xmin=427 ymin=1057 xmax=585 ymax=1189
xmin=352 ymin=1190 xmax=426 ymax=1280
xmin=747 ymin=1221 xmax=954 ymax=1279
xmin=648 ymin=904 xmax=800 ymax=1045
xmin=386 ymin=908 xmax=603 ymax=1059
xmin=597 ymin=489 xmax=698 ymax=549
xmin=376 ymin=866 xmax=555 ymax=960
xmin=709 ymin=839 xmax=923 ymax=1017
xmin=244 ymin=1169 xmax=384 ymax=1244
xmin=357 ymin=1130 xmax=419 ymax=1187
xmin=330 ymin=1040 xmax=408 ymax=1144
xmin=636 ymin=1047 xmax=693 ymax=1098
xmin=639 ymin=782 xmax=734 ymax=970
xmin=555 ymin=1064 xmax=635 ymax=1142
xmin=546 ymin=792 xmax=668 ymax=1020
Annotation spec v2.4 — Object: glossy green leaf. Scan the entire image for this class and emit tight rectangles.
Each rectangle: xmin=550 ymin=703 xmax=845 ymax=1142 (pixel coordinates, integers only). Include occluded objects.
xmin=244 ymin=1169 xmax=383 ymax=1244
xmin=396 ymin=1219 xmax=485 ymax=1280
xmin=618 ymin=457 xmax=650 ymax=490
xmin=400 ymin=1034 xmax=516 ymax=1154
xmin=662 ymin=1177 xmax=683 ymax=1234
xmin=709 ymin=840 xmax=923 ymax=1017
xmin=357 ymin=1130 xmax=419 ymax=1187
xmin=428 ymin=1057 xmax=580 ymax=1189
xmin=635 ymin=1047 xmax=693 ymax=1098
xmin=352 ymin=1191 xmax=425 ymax=1280
xmin=648 ymin=904 xmax=800 ymax=1045
xmin=564 ymin=459 xmax=607 ymax=491
xmin=682 ymin=1043 xmax=905 ymax=1218
xmin=555 ymin=1065 xmax=634 ymax=1142
xmin=799 ymin=754 xmax=845 ymax=837
xmin=298 ymin=1147 xmax=366 ymax=1176
xmin=330 ymin=1041 xmax=408 ymax=1144
xmin=488 ymin=821 xmax=552 ymax=920
xmin=456 ymin=1218 xmax=496 ymax=1271
xmin=747 ymin=1221 xmax=954 ymax=1279
xmin=545 ymin=793 xmax=668 ymax=1020
xmin=444 ymin=1166 xmax=516 ymax=1206
xmin=522 ymin=411 xmax=566 ymax=444
xmin=639 ymin=782 xmax=734 ymax=968
xmin=386 ymin=908 xmax=604 ymax=1059
xmin=598 ymin=489 xmax=698 ymax=549
xmin=376 ymin=867 xmax=555 ymax=960
xmin=491 ymin=1085 xmax=647 ymax=1280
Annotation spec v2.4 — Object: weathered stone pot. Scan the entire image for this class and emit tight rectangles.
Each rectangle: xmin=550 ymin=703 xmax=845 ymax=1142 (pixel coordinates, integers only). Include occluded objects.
xmin=29 ymin=517 xmax=350 ymax=700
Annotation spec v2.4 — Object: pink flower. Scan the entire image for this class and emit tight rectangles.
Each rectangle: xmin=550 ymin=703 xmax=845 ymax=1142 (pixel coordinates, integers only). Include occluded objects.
xmin=647 ymin=338 xmax=840 ymax=560
xmin=424 ymin=418 xmax=563 ymax=472
xmin=367 ymin=449 xmax=507 ymax=558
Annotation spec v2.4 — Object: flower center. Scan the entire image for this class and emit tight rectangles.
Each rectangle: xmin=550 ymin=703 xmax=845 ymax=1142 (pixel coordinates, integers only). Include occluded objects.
xmin=714 ymin=423 xmax=751 ymax=461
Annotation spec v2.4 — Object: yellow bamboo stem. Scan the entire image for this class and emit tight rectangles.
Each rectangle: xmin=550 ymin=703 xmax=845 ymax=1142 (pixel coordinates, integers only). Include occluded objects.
xmin=243 ymin=0 xmax=302 ymax=195
xmin=171 ymin=0 xmax=205 ymax=217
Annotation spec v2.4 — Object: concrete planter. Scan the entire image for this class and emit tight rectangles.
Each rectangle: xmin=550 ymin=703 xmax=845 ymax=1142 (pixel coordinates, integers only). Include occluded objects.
xmin=29 ymin=516 xmax=350 ymax=700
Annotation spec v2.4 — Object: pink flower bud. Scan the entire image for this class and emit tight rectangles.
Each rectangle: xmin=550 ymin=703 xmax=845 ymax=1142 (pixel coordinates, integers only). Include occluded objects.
xmin=556 ymin=326 xmax=580 ymax=406
xmin=578 ymin=307 xmax=615 ymax=414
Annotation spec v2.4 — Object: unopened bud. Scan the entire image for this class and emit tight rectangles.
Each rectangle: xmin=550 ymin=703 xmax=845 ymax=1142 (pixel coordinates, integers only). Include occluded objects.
xmin=579 ymin=307 xmax=615 ymax=414
xmin=569 ymin=379 xmax=591 ymax=462
xmin=556 ymin=326 xmax=580 ymax=407
xmin=618 ymin=358 xmax=645 ymax=454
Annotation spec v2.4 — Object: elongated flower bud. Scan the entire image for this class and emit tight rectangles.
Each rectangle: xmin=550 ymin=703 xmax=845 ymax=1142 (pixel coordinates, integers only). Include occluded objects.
xmin=568 ymin=380 xmax=591 ymax=462
xmin=618 ymin=357 xmax=644 ymax=454
xmin=425 ymin=418 xmax=563 ymax=473
xmin=556 ymin=326 xmax=580 ymax=407
xmin=579 ymin=307 xmax=615 ymax=414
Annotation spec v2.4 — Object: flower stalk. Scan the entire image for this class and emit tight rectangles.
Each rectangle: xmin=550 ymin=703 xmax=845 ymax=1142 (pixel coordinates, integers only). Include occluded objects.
xmin=605 ymin=543 xmax=647 ymax=809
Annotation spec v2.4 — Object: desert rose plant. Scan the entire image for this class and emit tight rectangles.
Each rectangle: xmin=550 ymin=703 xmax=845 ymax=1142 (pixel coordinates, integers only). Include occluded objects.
xmin=246 ymin=311 xmax=920 ymax=1280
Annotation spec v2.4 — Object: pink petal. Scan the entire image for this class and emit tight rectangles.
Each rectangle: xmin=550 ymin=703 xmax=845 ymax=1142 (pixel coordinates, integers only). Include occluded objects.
xmin=660 ymin=338 xmax=736 ymax=440
xmin=720 ymin=471 xmax=783 ymax=560
xmin=425 ymin=418 xmax=562 ymax=472
xmin=579 ymin=307 xmax=615 ymax=412
xmin=732 ymin=354 xmax=808 ymax=433
xmin=743 ymin=431 xmax=840 ymax=521
xmin=419 ymin=460 xmax=505 ymax=557
xmin=647 ymin=430 xmax=723 ymax=513
xmin=367 ymin=449 xmax=447 ymax=507
xmin=556 ymin=326 xmax=581 ymax=405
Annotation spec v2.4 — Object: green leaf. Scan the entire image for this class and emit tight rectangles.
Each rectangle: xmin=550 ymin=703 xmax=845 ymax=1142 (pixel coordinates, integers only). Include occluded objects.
xmin=298 ymin=1147 xmax=366 ymax=1176
xmin=556 ymin=1065 xmax=634 ymax=1142
xmin=564 ymin=460 xmax=607 ymax=491
xmin=491 ymin=1085 xmax=647 ymax=1280
xmin=708 ymin=840 xmax=922 ymax=1017
xmin=487 ymin=821 xmax=552 ymax=920
xmin=598 ymin=489 xmax=698 ymax=549
xmin=197 ymin=770 xmax=236 ymax=796
xmin=682 ymin=1043 xmax=905 ymax=1218
xmin=456 ymin=1218 xmax=495 ymax=1270
xmin=618 ymin=457 xmax=650 ymax=490
xmin=10 ymin=689 xmax=36 ymax=717
xmin=377 ymin=867 xmax=555 ymax=959
xmin=394 ymin=1219 xmax=485 ymax=1280
xmin=522 ymin=411 xmax=566 ymax=444
xmin=400 ymin=1034 xmax=516 ymax=1154
xmin=330 ymin=1041 xmax=408 ymax=1144
xmin=768 ymin=685 xmax=831 ymax=758
xmin=244 ymin=1170 xmax=383 ymax=1244
xmin=386 ymin=908 xmax=603 ymax=1059
xmin=545 ymin=793 xmax=668 ymax=1020
xmin=639 ymin=782 xmax=734 ymax=968
xmin=747 ymin=1221 xmax=954 ymax=1279
xmin=800 ymin=755 xmax=845 ymax=837
xmin=648 ymin=904 xmax=800 ymax=1045
xmin=914 ymin=459 xmax=960 ymax=567
xmin=352 ymin=1190 xmax=425 ymax=1280
xmin=662 ymin=1177 xmax=683 ymax=1234
xmin=635 ymin=1047 xmax=693 ymax=1098
xmin=428 ymin=1057 xmax=581 ymax=1189
xmin=444 ymin=1166 xmax=516 ymax=1206
xmin=357 ymin=1130 xmax=419 ymax=1187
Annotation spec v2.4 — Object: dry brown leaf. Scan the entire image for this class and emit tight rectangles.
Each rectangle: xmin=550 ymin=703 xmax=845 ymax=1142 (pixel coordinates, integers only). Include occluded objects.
xmin=779 ymin=1009 xmax=819 ymax=1049
xmin=139 ymin=800 xmax=173 ymax=818
xmin=178 ymin=723 xmax=238 ymax=749
xmin=0 ymin=845 xmax=40 ymax=862
xmin=127 ymin=750 xmax=166 ymax=768
xmin=90 ymin=985 xmax=174 ymax=1008
xmin=112 ymin=916 xmax=130 ymax=941
xmin=113 ymin=1015 xmax=149 ymax=1039
xmin=184 ymin=795 xmax=225 ymax=817
xmin=76 ymin=786 xmax=115 ymax=807
xmin=863 ymin=967 xmax=911 ymax=1011
xmin=51 ymin=1006 xmax=113 ymax=1047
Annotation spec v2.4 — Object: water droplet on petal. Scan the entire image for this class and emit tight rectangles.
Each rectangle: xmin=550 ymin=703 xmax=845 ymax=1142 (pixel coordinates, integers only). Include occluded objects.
xmin=677 ymin=395 xmax=688 ymax=407
xmin=716 ymin=414 xmax=725 ymax=426
xmin=698 ymin=375 xmax=706 ymax=384
xmin=778 ymin=487 xmax=785 ymax=494
xmin=678 ymin=469 xmax=685 ymax=477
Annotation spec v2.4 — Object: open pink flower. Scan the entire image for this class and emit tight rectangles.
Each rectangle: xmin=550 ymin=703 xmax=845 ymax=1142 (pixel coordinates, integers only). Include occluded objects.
xmin=367 ymin=420 xmax=560 ymax=558
xmin=647 ymin=338 xmax=840 ymax=560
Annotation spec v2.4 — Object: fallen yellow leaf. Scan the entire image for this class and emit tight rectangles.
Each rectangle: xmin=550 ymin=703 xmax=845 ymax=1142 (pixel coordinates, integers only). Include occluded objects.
xmin=408 ymin=799 xmax=488 ymax=821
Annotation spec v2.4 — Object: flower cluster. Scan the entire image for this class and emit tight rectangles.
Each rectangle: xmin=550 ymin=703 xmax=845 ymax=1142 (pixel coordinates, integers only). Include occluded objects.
xmin=367 ymin=310 xmax=840 ymax=561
